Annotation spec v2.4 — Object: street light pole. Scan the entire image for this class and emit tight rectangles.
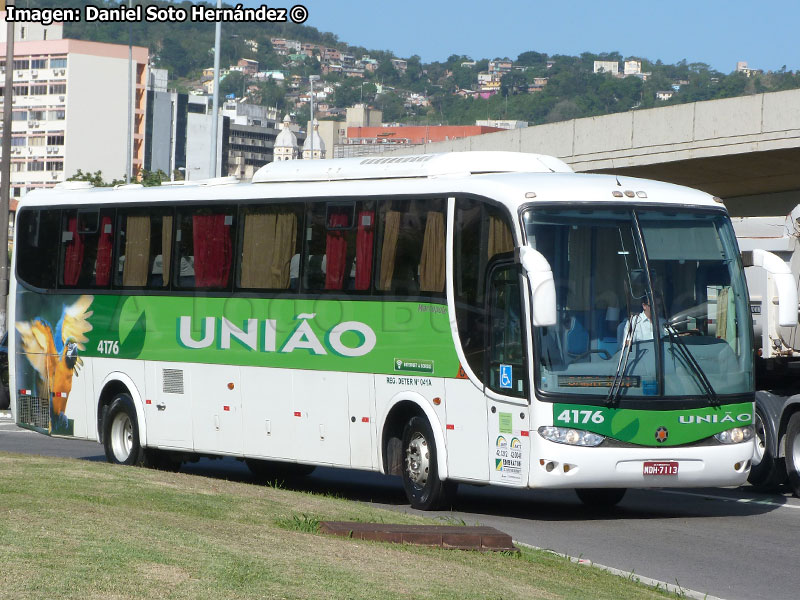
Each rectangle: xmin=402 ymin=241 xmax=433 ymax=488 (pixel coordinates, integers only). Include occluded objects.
xmin=0 ymin=16 xmax=15 ymax=334
xmin=308 ymin=75 xmax=319 ymax=159
xmin=210 ymin=0 xmax=222 ymax=177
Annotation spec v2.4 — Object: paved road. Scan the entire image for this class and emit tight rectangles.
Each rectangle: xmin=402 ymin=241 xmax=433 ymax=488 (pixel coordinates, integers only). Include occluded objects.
xmin=2 ymin=414 xmax=798 ymax=600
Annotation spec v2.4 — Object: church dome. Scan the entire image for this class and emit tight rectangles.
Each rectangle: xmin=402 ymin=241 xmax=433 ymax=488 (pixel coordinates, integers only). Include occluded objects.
xmin=302 ymin=119 xmax=325 ymax=156
xmin=274 ymin=114 xmax=298 ymax=149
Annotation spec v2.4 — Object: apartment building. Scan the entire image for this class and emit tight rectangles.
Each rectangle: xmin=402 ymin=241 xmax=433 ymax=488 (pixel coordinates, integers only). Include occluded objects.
xmin=0 ymin=12 xmax=148 ymax=198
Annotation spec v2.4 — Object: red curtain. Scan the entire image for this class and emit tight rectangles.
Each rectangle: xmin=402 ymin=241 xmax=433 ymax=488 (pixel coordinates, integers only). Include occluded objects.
xmin=354 ymin=210 xmax=374 ymax=290
xmin=193 ymin=214 xmax=232 ymax=288
xmin=94 ymin=216 xmax=113 ymax=286
xmin=325 ymin=213 xmax=349 ymax=290
xmin=63 ymin=216 xmax=83 ymax=286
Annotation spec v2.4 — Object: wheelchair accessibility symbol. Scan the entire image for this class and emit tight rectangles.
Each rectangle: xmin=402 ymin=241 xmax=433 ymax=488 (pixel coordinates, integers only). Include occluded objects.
xmin=499 ymin=364 xmax=512 ymax=389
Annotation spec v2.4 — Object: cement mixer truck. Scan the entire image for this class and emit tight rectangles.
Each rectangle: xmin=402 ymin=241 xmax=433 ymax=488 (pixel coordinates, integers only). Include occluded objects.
xmin=733 ymin=207 xmax=800 ymax=496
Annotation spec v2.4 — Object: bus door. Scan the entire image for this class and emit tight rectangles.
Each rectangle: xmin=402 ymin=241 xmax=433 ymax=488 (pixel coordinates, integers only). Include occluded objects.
xmin=484 ymin=259 xmax=530 ymax=487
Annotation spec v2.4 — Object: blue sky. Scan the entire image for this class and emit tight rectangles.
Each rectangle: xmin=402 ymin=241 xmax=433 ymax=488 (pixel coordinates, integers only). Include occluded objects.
xmin=239 ymin=0 xmax=800 ymax=73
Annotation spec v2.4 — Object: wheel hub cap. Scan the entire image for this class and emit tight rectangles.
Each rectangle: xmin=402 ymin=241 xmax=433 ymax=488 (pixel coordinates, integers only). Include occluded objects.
xmin=405 ymin=433 xmax=430 ymax=487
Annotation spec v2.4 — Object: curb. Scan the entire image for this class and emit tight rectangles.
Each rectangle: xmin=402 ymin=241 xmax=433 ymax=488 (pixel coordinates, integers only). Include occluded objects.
xmin=320 ymin=522 xmax=517 ymax=551
xmin=515 ymin=541 xmax=725 ymax=600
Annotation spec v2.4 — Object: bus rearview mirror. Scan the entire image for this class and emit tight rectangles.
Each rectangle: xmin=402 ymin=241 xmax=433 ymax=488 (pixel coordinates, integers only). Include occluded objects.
xmin=517 ymin=247 xmax=557 ymax=327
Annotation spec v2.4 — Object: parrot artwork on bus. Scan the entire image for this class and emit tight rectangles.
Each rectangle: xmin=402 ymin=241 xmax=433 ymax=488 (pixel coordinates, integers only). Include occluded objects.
xmin=15 ymin=295 xmax=94 ymax=435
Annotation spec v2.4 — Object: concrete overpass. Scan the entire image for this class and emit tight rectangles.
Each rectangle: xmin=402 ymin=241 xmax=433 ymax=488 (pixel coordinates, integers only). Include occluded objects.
xmin=387 ymin=88 xmax=800 ymax=216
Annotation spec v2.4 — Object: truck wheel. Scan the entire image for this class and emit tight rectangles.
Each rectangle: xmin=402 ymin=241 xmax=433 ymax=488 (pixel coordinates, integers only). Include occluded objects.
xmin=749 ymin=405 xmax=786 ymax=489
xmin=401 ymin=416 xmax=456 ymax=510
xmin=575 ymin=488 xmax=627 ymax=507
xmin=103 ymin=394 xmax=146 ymax=466
xmin=786 ymin=412 xmax=800 ymax=498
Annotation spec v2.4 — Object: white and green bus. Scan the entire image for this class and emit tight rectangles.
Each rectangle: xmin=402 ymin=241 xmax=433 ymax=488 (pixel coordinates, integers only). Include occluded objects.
xmin=10 ymin=151 xmax=761 ymax=509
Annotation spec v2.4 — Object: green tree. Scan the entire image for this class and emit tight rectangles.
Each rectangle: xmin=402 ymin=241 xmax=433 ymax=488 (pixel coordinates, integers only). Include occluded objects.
xmin=376 ymin=91 xmax=405 ymax=122
xmin=517 ymin=51 xmax=548 ymax=67
xmin=67 ymin=169 xmax=125 ymax=187
xmin=219 ymin=71 xmax=247 ymax=98
xmin=140 ymin=170 xmax=169 ymax=187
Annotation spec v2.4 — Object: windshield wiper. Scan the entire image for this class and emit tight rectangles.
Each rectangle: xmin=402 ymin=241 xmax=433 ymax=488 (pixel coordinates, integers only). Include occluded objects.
xmin=664 ymin=325 xmax=718 ymax=405
xmin=607 ymin=314 xmax=637 ymax=405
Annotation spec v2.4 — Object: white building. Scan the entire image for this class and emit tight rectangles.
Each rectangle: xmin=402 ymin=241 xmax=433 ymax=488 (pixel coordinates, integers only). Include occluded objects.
xmin=475 ymin=119 xmax=528 ymax=129
xmin=624 ymin=60 xmax=642 ymax=76
xmin=1 ymin=12 xmax=148 ymax=198
xmin=593 ymin=60 xmax=619 ymax=75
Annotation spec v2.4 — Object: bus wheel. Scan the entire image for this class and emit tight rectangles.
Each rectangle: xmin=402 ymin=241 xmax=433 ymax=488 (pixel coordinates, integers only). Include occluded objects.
xmin=785 ymin=413 xmax=800 ymax=498
xmin=575 ymin=488 xmax=626 ymax=507
xmin=103 ymin=394 xmax=145 ymax=466
xmin=401 ymin=416 xmax=456 ymax=510
xmin=748 ymin=406 xmax=786 ymax=490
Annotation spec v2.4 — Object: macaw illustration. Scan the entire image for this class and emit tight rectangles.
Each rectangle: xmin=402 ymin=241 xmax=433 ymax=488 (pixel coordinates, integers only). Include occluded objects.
xmin=16 ymin=295 xmax=94 ymax=432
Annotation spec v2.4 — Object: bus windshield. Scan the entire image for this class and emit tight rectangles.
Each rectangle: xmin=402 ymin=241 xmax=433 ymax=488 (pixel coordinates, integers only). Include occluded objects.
xmin=523 ymin=206 xmax=753 ymax=403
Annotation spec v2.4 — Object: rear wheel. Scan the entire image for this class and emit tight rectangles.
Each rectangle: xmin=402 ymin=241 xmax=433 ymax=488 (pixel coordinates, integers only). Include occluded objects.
xmin=748 ymin=406 xmax=786 ymax=489
xmin=401 ymin=416 xmax=456 ymax=510
xmin=103 ymin=394 xmax=146 ymax=466
xmin=575 ymin=488 xmax=627 ymax=507
xmin=785 ymin=413 xmax=800 ymax=498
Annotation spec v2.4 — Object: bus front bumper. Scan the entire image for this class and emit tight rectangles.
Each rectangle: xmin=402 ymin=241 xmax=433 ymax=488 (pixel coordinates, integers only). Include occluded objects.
xmin=528 ymin=439 xmax=754 ymax=489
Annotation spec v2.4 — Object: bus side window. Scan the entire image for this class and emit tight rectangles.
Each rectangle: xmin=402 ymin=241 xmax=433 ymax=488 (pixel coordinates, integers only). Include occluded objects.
xmin=60 ymin=208 xmax=115 ymax=289
xmin=175 ymin=206 xmax=235 ymax=290
xmin=16 ymin=209 xmax=60 ymax=289
xmin=303 ymin=201 xmax=374 ymax=292
xmin=238 ymin=204 xmax=303 ymax=291
xmin=375 ymin=198 xmax=446 ymax=297
xmin=115 ymin=209 xmax=173 ymax=289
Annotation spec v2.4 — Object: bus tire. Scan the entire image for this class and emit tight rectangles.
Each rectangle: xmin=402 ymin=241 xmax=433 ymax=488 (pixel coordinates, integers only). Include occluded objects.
xmin=575 ymin=488 xmax=627 ymax=507
xmin=785 ymin=412 xmax=800 ymax=498
xmin=103 ymin=394 xmax=146 ymax=466
xmin=748 ymin=405 xmax=786 ymax=490
xmin=401 ymin=416 xmax=456 ymax=510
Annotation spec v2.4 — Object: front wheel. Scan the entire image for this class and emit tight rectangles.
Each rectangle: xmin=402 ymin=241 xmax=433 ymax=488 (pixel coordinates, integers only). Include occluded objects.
xmin=785 ymin=412 xmax=800 ymax=498
xmin=401 ymin=416 xmax=456 ymax=510
xmin=575 ymin=488 xmax=627 ymax=507
xmin=748 ymin=405 xmax=786 ymax=490
xmin=103 ymin=394 xmax=146 ymax=466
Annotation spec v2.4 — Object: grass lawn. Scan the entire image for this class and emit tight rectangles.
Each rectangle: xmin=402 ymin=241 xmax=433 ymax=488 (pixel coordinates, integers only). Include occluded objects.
xmin=0 ymin=453 xmax=676 ymax=599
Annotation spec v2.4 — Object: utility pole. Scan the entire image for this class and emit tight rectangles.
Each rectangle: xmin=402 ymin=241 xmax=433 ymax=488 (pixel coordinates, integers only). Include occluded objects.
xmin=125 ymin=0 xmax=132 ymax=183
xmin=0 ymin=15 xmax=15 ymax=335
xmin=209 ymin=0 xmax=222 ymax=178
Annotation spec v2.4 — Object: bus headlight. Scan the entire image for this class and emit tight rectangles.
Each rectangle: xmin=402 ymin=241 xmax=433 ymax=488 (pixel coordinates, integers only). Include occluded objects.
xmin=538 ymin=426 xmax=605 ymax=447
xmin=714 ymin=425 xmax=754 ymax=444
